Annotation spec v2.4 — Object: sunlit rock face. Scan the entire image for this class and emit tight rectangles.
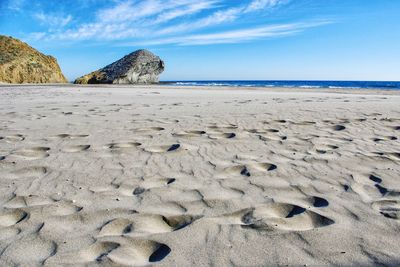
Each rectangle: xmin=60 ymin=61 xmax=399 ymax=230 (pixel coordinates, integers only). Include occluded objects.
xmin=74 ymin=49 xmax=165 ymax=84
xmin=0 ymin=35 xmax=67 ymax=84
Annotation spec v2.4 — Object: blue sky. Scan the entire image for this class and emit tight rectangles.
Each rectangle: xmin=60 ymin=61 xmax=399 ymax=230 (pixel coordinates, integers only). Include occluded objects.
xmin=0 ymin=0 xmax=399 ymax=81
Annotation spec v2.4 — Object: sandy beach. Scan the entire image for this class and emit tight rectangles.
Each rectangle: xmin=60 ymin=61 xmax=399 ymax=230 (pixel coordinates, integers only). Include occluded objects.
xmin=0 ymin=84 xmax=399 ymax=266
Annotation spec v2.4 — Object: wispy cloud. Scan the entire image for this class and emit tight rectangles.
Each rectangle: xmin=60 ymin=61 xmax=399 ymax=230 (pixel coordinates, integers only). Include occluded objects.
xmin=129 ymin=20 xmax=332 ymax=46
xmin=26 ymin=0 xmax=332 ymax=46
xmin=97 ymin=0 xmax=217 ymax=23
xmin=98 ymin=1 xmax=160 ymax=23
xmin=245 ymin=0 xmax=283 ymax=13
xmin=6 ymin=0 xmax=26 ymax=11
xmin=153 ymin=1 xmax=219 ymax=24
xmin=157 ymin=7 xmax=242 ymax=35
xmin=44 ymin=0 xmax=219 ymax=41
xmin=157 ymin=0 xmax=286 ymax=35
xmin=34 ymin=12 xmax=73 ymax=28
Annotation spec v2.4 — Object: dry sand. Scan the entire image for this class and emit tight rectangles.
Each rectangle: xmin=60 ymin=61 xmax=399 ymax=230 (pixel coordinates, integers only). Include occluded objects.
xmin=0 ymin=84 xmax=399 ymax=266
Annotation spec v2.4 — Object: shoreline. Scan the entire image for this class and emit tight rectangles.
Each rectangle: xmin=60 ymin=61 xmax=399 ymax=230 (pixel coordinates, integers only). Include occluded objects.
xmin=1 ymin=83 xmax=400 ymax=95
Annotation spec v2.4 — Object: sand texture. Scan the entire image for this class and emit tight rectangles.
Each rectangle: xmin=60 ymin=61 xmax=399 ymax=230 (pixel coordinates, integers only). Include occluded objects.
xmin=0 ymin=85 xmax=399 ymax=266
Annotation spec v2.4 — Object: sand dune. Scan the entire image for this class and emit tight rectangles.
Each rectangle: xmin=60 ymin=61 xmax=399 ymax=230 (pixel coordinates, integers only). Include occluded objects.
xmin=0 ymin=84 xmax=400 ymax=266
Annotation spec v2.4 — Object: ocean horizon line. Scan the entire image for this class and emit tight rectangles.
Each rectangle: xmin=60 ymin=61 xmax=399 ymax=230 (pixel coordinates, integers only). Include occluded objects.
xmin=160 ymin=80 xmax=400 ymax=90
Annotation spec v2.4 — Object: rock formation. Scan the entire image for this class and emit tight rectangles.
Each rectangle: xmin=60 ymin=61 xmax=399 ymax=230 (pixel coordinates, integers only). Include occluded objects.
xmin=74 ymin=49 xmax=164 ymax=84
xmin=0 ymin=35 xmax=67 ymax=83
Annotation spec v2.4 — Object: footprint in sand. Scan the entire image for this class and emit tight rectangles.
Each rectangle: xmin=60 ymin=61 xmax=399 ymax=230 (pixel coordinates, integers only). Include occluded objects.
xmin=50 ymin=134 xmax=89 ymax=139
xmin=0 ymin=227 xmax=21 ymax=241
xmin=62 ymin=145 xmax=91 ymax=153
xmin=207 ymin=124 xmax=238 ymax=131
xmin=372 ymin=152 xmax=400 ymax=161
xmin=221 ymin=162 xmax=277 ymax=177
xmin=351 ymin=173 xmax=389 ymax=202
xmin=208 ymin=132 xmax=236 ymax=139
xmin=8 ymin=166 xmax=48 ymax=179
xmin=144 ymin=201 xmax=188 ymax=215
xmin=314 ymin=144 xmax=339 ymax=154
xmin=41 ymin=202 xmax=83 ymax=216
xmin=4 ymin=195 xmax=82 ymax=216
xmin=1 ymin=236 xmax=57 ymax=266
xmin=105 ymin=142 xmax=141 ymax=150
xmin=332 ymin=125 xmax=346 ymax=131
xmin=258 ymin=134 xmax=285 ymax=142
xmin=200 ymin=183 xmax=244 ymax=200
xmin=133 ymin=177 xmax=176 ymax=194
xmin=289 ymin=196 xmax=330 ymax=209
xmin=144 ymin=144 xmax=182 ymax=153
xmin=294 ymin=121 xmax=316 ymax=126
xmin=173 ymin=130 xmax=206 ymax=138
xmin=247 ymin=128 xmax=283 ymax=141
xmin=4 ymin=194 xmax=54 ymax=208
xmin=49 ymin=238 xmax=170 ymax=266
xmin=98 ymin=214 xmax=198 ymax=237
xmin=372 ymin=136 xmax=397 ymax=142
xmin=11 ymin=147 xmax=50 ymax=160
xmin=213 ymin=202 xmax=334 ymax=231
xmin=94 ymin=176 xmax=177 ymax=197
xmin=0 ymin=209 xmax=28 ymax=227
xmin=134 ymin=127 xmax=165 ymax=133
xmin=310 ymin=196 xmax=330 ymax=208
xmin=247 ymin=128 xmax=279 ymax=134
xmin=3 ymin=134 xmax=25 ymax=143
xmin=351 ymin=173 xmax=400 ymax=219
xmin=372 ymin=200 xmax=400 ymax=220
xmin=387 ymin=152 xmax=400 ymax=160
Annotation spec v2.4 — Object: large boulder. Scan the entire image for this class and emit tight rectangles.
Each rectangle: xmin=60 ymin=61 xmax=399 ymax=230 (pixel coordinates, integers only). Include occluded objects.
xmin=74 ymin=49 xmax=164 ymax=84
xmin=0 ymin=35 xmax=67 ymax=83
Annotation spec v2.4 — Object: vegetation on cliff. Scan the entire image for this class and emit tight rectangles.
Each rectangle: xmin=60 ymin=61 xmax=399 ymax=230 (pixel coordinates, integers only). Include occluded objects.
xmin=0 ymin=35 xmax=67 ymax=83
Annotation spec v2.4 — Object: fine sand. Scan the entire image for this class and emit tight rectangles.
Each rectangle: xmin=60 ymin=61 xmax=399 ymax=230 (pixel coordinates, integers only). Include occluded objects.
xmin=0 ymin=84 xmax=399 ymax=266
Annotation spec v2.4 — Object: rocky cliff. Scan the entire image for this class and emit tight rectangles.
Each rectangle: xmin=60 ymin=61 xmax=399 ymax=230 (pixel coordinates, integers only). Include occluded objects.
xmin=0 ymin=35 xmax=67 ymax=83
xmin=74 ymin=49 xmax=164 ymax=84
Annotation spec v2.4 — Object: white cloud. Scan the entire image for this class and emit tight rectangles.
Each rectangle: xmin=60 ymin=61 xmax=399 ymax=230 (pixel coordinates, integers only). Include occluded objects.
xmin=29 ymin=0 xmax=331 ymax=46
xmin=49 ymin=0 xmax=219 ymax=40
xmin=156 ymin=0 xmax=287 ymax=35
xmin=34 ymin=12 xmax=73 ymax=28
xmin=153 ymin=1 xmax=219 ymax=24
xmin=28 ymin=32 xmax=47 ymax=40
xmin=98 ymin=0 xmax=217 ymax=23
xmin=6 ymin=0 xmax=25 ymax=11
xmin=60 ymin=22 xmax=141 ymax=40
xmin=157 ymin=7 xmax=241 ymax=35
xmin=127 ymin=20 xmax=332 ymax=46
xmin=98 ymin=1 xmax=160 ymax=23
xmin=245 ymin=0 xmax=283 ymax=13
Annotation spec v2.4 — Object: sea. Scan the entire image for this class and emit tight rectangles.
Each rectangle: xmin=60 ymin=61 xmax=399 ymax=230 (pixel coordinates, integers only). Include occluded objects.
xmin=163 ymin=80 xmax=400 ymax=90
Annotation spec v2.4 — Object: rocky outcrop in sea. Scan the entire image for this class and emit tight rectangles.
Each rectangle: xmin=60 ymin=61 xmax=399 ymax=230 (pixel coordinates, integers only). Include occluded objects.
xmin=74 ymin=49 xmax=164 ymax=84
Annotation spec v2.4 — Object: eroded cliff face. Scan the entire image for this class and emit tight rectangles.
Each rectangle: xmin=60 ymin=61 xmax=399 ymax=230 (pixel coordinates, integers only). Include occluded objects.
xmin=74 ymin=49 xmax=164 ymax=84
xmin=0 ymin=35 xmax=67 ymax=84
